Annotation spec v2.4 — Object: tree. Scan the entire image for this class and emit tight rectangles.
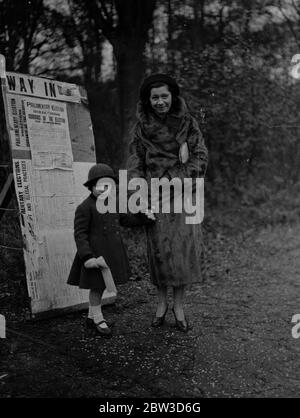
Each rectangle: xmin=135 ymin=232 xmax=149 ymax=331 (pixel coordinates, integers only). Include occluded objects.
xmin=67 ymin=0 xmax=157 ymax=166
xmin=0 ymin=0 xmax=45 ymax=72
xmin=148 ymin=0 xmax=300 ymax=205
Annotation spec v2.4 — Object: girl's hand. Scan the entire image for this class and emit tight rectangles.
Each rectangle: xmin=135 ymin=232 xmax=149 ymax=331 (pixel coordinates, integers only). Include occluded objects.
xmin=95 ymin=256 xmax=109 ymax=269
xmin=84 ymin=258 xmax=99 ymax=269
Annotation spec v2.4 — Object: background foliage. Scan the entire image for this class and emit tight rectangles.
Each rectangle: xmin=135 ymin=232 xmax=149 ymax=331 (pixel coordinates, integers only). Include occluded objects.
xmin=1 ymin=0 xmax=300 ymax=216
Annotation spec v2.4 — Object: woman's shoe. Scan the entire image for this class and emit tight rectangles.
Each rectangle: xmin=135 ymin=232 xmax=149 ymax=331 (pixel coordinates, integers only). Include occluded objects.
xmin=151 ymin=304 xmax=168 ymax=328
xmin=172 ymin=307 xmax=189 ymax=332
xmin=94 ymin=320 xmax=112 ymax=337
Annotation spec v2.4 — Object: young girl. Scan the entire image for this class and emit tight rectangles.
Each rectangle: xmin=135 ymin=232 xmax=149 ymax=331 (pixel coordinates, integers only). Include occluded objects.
xmin=67 ymin=163 xmax=154 ymax=337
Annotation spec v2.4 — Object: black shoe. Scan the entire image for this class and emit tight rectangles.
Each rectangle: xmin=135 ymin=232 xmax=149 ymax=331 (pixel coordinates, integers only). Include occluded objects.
xmin=151 ymin=305 xmax=168 ymax=328
xmin=86 ymin=318 xmax=94 ymax=329
xmin=94 ymin=320 xmax=112 ymax=337
xmin=172 ymin=307 xmax=189 ymax=332
xmin=86 ymin=317 xmax=115 ymax=329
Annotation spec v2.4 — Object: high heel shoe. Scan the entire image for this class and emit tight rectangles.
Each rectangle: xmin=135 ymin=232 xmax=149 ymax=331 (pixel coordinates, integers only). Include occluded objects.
xmin=151 ymin=304 xmax=168 ymax=328
xmin=172 ymin=307 xmax=189 ymax=332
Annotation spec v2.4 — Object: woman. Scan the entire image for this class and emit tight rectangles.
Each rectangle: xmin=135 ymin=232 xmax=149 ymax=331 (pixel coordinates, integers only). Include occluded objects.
xmin=127 ymin=73 xmax=208 ymax=332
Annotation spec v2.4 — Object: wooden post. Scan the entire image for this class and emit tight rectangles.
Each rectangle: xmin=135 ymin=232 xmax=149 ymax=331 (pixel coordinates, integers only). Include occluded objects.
xmin=0 ymin=173 xmax=13 ymax=221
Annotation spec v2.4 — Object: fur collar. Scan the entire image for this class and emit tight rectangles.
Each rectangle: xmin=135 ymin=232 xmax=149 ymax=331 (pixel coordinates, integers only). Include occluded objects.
xmin=135 ymin=96 xmax=191 ymax=147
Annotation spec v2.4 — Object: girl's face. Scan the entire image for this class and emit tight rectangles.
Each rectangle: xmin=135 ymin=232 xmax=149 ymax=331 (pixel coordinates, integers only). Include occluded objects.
xmin=92 ymin=178 xmax=114 ymax=199
xmin=149 ymin=85 xmax=172 ymax=116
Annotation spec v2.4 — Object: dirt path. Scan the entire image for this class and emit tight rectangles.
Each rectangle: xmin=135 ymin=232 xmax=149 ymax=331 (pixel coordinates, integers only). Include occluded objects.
xmin=189 ymin=224 xmax=300 ymax=397
xmin=1 ymin=222 xmax=300 ymax=397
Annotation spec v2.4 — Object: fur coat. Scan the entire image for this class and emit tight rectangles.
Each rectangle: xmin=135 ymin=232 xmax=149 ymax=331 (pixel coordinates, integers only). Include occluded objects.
xmin=127 ymin=97 xmax=208 ymax=287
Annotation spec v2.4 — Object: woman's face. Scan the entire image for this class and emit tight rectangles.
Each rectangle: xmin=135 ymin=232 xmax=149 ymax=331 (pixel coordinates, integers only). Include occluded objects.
xmin=149 ymin=85 xmax=172 ymax=116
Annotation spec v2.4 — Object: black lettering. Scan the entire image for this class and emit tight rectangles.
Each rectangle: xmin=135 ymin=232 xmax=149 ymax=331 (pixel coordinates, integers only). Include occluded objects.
xmin=19 ymin=77 xmax=27 ymax=93
xmin=28 ymin=79 xmax=34 ymax=94
xmin=18 ymin=192 xmax=25 ymax=214
xmin=49 ymin=83 xmax=56 ymax=97
xmin=16 ymin=175 xmax=22 ymax=188
xmin=7 ymin=75 xmax=16 ymax=90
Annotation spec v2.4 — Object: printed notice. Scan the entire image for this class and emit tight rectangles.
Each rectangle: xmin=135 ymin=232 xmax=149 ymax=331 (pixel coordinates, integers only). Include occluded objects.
xmin=13 ymin=158 xmax=40 ymax=300
xmin=13 ymin=159 xmax=35 ymax=221
xmin=7 ymin=94 xmax=30 ymax=150
xmin=25 ymin=98 xmax=73 ymax=170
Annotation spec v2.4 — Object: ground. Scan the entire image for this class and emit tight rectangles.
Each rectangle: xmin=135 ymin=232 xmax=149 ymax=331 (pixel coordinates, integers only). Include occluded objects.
xmin=1 ymin=217 xmax=300 ymax=398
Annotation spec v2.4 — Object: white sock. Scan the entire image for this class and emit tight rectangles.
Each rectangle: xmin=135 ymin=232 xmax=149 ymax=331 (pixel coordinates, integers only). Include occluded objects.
xmin=90 ymin=304 xmax=108 ymax=328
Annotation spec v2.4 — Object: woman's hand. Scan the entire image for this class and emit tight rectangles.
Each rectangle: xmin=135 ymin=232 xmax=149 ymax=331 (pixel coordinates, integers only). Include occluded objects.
xmin=139 ymin=201 xmax=156 ymax=221
xmin=144 ymin=208 xmax=156 ymax=221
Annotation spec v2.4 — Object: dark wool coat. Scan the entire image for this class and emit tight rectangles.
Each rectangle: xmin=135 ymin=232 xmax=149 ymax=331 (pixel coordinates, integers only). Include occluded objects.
xmin=127 ymin=97 xmax=208 ymax=288
xmin=67 ymin=194 xmax=152 ymax=290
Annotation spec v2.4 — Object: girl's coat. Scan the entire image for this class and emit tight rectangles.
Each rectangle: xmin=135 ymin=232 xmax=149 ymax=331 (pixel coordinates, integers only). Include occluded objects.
xmin=67 ymin=194 xmax=151 ymax=290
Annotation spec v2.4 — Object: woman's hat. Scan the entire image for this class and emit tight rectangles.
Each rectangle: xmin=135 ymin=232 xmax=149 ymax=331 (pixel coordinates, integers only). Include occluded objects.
xmin=83 ymin=163 xmax=118 ymax=187
xmin=139 ymin=73 xmax=180 ymax=101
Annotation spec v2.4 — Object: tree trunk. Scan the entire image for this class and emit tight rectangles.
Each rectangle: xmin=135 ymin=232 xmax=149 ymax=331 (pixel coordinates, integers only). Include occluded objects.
xmin=191 ymin=0 xmax=205 ymax=50
xmin=168 ymin=0 xmax=175 ymax=72
xmin=77 ymin=0 xmax=157 ymax=166
xmin=110 ymin=0 xmax=157 ymax=167
xmin=113 ymin=37 xmax=145 ymax=167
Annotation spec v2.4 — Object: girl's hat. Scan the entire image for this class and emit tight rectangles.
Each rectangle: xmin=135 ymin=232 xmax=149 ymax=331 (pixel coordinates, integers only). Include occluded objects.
xmin=139 ymin=73 xmax=180 ymax=101
xmin=83 ymin=163 xmax=118 ymax=187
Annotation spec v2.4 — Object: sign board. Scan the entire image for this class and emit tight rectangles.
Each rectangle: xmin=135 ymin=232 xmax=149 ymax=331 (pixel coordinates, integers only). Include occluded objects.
xmin=0 ymin=58 xmax=116 ymax=317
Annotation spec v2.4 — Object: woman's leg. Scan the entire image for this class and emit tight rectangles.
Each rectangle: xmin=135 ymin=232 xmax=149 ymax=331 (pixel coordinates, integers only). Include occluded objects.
xmin=89 ymin=288 xmax=108 ymax=328
xmin=155 ymin=285 xmax=168 ymax=317
xmin=173 ymin=285 xmax=186 ymax=321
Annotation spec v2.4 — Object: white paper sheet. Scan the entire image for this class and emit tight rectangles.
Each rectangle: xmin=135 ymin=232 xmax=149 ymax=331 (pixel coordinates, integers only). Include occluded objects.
xmin=25 ymin=98 xmax=73 ymax=170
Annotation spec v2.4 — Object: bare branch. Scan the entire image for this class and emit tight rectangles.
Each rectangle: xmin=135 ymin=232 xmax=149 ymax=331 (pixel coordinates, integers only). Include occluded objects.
xmin=291 ymin=0 xmax=300 ymax=16
xmin=34 ymin=66 xmax=82 ymax=76
xmin=85 ymin=0 xmax=114 ymax=42
xmin=278 ymin=0 xmax=300 ymax=46
xmin=98 ymin=0 xmax=113 ymax=26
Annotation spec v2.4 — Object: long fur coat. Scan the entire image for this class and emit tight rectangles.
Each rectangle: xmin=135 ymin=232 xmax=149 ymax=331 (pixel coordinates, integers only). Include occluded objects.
xmin=127 ymin=97 xmax=208 ymax=287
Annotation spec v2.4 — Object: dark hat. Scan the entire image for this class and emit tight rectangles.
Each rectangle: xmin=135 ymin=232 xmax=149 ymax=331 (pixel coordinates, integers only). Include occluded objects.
xmin=139 ymin=73 xmax=180 ymax=101
xmin=83 ymin=163 xmax=117 ymax=187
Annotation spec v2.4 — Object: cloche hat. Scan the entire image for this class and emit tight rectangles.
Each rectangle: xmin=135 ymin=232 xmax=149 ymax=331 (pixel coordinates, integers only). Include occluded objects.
xmin=139 ymin=73 xmax=180 ymax=101
xmin=83 ymin=163 xmax=117 ymax=187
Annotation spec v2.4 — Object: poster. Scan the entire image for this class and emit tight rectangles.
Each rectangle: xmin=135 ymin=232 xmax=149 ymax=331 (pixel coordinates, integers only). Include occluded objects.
xmin=6 ymin=94 xmax=30 ymax=151
xmin=13 ymin=158 xmax=35 ymax=222
xmin=12 ymin=158 xmax=40 ymax=302
xmin=25 ymin=98 xmax=73 ymax=170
